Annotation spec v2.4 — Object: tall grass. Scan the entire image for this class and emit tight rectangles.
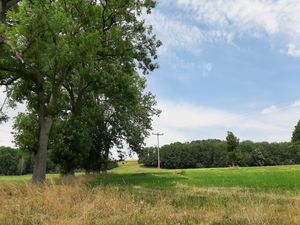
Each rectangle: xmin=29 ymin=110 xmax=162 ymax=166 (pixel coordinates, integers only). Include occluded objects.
xmin=1 ymin=174 xmax=300 ymax=225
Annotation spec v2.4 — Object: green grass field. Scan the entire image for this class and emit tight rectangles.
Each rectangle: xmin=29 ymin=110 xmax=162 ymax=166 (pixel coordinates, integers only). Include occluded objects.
xmin=2 ymin=161 xmax=300 ymax=191
xmin=0 ymin=174 xmax=60 ymax=184
xmin=94 ymin=161 xmax=300 ymax=193
xmin=2 ymin=162 xmax=300 ymax=225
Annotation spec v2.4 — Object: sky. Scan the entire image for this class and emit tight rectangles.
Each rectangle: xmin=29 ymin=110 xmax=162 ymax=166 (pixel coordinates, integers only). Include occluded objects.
xmin=2 ymin=0 xmax=300 ymax=151
xmin=144 ymin=0 xmax=300 ymax=147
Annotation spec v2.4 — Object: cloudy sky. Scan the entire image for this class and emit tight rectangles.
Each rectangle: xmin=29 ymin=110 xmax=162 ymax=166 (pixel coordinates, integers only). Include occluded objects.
xmin=2 ymin=0 xmax=300 ymax=149
xmin=145 ymin=0 xmax=300 ymax=147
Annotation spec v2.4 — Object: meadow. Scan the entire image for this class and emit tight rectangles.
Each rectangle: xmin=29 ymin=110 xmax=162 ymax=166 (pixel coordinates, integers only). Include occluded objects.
xmin=1 ymin=161 xmax=300 ymax=225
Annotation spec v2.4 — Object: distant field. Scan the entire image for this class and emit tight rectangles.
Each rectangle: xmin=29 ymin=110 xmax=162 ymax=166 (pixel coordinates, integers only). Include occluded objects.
xmin=0 ymin=174 xmax=60 ymax=184
xmin=1 ymin=162 xmax=300 ymax=225
xmin=98 ymin=161 xmax=300 ymax=192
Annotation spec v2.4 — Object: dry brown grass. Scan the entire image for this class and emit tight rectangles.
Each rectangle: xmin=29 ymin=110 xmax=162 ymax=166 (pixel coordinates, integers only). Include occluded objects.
xmin=1 ymin=175 xmax=300 ymax=225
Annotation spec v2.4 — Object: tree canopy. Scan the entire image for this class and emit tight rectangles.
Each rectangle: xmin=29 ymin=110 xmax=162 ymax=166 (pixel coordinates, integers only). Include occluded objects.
xmin=0 ymin=0 xmax=161 ymax=183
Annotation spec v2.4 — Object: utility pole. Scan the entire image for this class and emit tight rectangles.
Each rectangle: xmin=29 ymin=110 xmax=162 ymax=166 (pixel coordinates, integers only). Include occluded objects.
xmin=152 ymin=132 xmax=163 ymax=169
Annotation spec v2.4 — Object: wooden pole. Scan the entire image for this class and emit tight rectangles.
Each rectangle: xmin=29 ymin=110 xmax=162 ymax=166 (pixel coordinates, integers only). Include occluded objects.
xmin=152 ymin=132 xmax=164 ymax=169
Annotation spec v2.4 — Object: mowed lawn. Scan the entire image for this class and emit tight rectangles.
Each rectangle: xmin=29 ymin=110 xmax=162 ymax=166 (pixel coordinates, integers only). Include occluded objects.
xmin=2 ymin=162 xmax=300 ymax=225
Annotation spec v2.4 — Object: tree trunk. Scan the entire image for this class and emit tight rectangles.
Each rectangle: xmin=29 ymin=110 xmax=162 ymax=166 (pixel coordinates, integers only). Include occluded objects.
xmin=62 ymin=168 xmax=75 ymax=176
xmin=32 ymin=116 xmax=53 ymax=184
xmin=0 ymin=0 xmax=6 ymax=22
xmin=101 ymin=146 xmax=110 ymax=173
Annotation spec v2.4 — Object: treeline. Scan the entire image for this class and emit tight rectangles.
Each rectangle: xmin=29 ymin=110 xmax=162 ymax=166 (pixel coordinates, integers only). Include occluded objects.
xmin=139 ymin=140 xmax=299 ymax=169
xmin=0 ymin=146 xmax=119 ymax=176
xmin=0 ymin=147 xmax=34 ymax=175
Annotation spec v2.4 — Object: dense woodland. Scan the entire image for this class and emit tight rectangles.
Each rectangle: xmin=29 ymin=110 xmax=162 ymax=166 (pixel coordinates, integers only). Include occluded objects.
xmin=139 ymin=124 xmax=300 ymax=169
xmin=0 ymin=146 xmax=118 ymax=175
xmin=139 ymin=140 xmax=298 ymax=169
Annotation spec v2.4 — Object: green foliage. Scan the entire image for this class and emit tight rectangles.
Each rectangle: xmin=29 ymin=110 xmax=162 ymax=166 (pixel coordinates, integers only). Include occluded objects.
xmin=12 ymin=112 xmax=38 ymax=153
xmin=138 ymin=146 xmax=158 ymax=167
xmin=252 ymin=147 xmax=265 ymax=166
xmin=0 ymin=146 xmax=34 ymax=175
xmin=0 ymin=146 xmax=19 ymax=175
xmin=139 ymin=140 xmax=295 ymax=169
xmin=17 ymin=151 xmax=34 ymax=175
xmin=292 ymin=120 xmax=300 ymax=143
xmin=2 ymin=0 xmax=160 ymax=181
xmin=226 ymin=131 xmax=239 ymax=152
xmin=105 ymin=160 xmax=119 ymax=171
xmin=226 ymin=131 xmax=240 ymax=166
xmin=139 ymin=140 xmax=228 ymax=169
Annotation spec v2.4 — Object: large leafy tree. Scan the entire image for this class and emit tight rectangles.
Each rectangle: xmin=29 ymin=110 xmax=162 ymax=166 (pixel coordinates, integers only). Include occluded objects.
xmin=14 ymin=83 xmax=159 ymax=175
xmin=2 ymin=0 xmax=160 ymax=183
xmin=80 ymin=77 xmax=159 ymax=173
xmin=42 ymin=72 xmax=159 ymax=174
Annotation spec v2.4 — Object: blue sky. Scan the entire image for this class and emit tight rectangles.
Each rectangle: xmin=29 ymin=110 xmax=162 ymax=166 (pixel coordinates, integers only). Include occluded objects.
xmin=144 ymin=0 xmax=300 ymax=146
xmin=1 ymin=0 xmax=300 ymax=149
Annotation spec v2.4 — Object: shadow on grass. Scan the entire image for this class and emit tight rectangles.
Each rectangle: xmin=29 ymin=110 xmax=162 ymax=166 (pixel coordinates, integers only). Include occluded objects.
xmin=92 ymin=172 xmax=187 ymax=189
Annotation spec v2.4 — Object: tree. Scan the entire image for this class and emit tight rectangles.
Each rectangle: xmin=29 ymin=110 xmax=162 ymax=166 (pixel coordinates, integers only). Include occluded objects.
xmin=1 ymin=0 xmax=90 ymax=183
xmin=226 ymin=131 xmax=240 ymax=166
xmin=0 ymin=96 xmax=8 ymax=123
xmin=292 ymin=120 xmax=300 ymax=143
xmin=12 ymin=111 xmax=38 ymax=153
xmin=1 ymin=0 xmax=160 ymax=183
xmin=0 ymin=146 xmax=19 ymax=175
xmin=50 ymin=76 xmax=160 ymax=174
xmin=252 ymin=147 xmax=265 ymax=166
xmin=290 ymin=120 xmax=300 ymax=164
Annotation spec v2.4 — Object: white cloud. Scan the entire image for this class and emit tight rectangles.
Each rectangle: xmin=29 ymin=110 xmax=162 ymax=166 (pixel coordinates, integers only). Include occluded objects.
xmin=2 ymin=95 xmax=300 ymax=149
xmin=144 ymin=10 xmax=234 ymax=54
xmin=261 ymin=105 xmax=278 ymax=115
xmin=291 ymin=99 xmax=300 ymax=108
xmin=147 ymin=0 xmax=300 ymax=57
xmin=146 ymin=99 xmax=300 ymax=146
xmin=145 ymin=11 xmax=204 ymax=54
xmin=287 ymin=44 xmax=300 ymax=57
xmin=176 ymin=0 xmax=282 ymax=34
xmin=201 ymin=63 xmax=213 ymax=76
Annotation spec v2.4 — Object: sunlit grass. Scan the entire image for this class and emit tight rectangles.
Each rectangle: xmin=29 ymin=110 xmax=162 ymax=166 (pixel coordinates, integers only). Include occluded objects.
xmin=1 ymin=162 xmax=300 ymax=224
xmin=105 ymin=162 xmax=300 ymax=192
xmin=0 ymin=174 xmax=60 ymax=184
